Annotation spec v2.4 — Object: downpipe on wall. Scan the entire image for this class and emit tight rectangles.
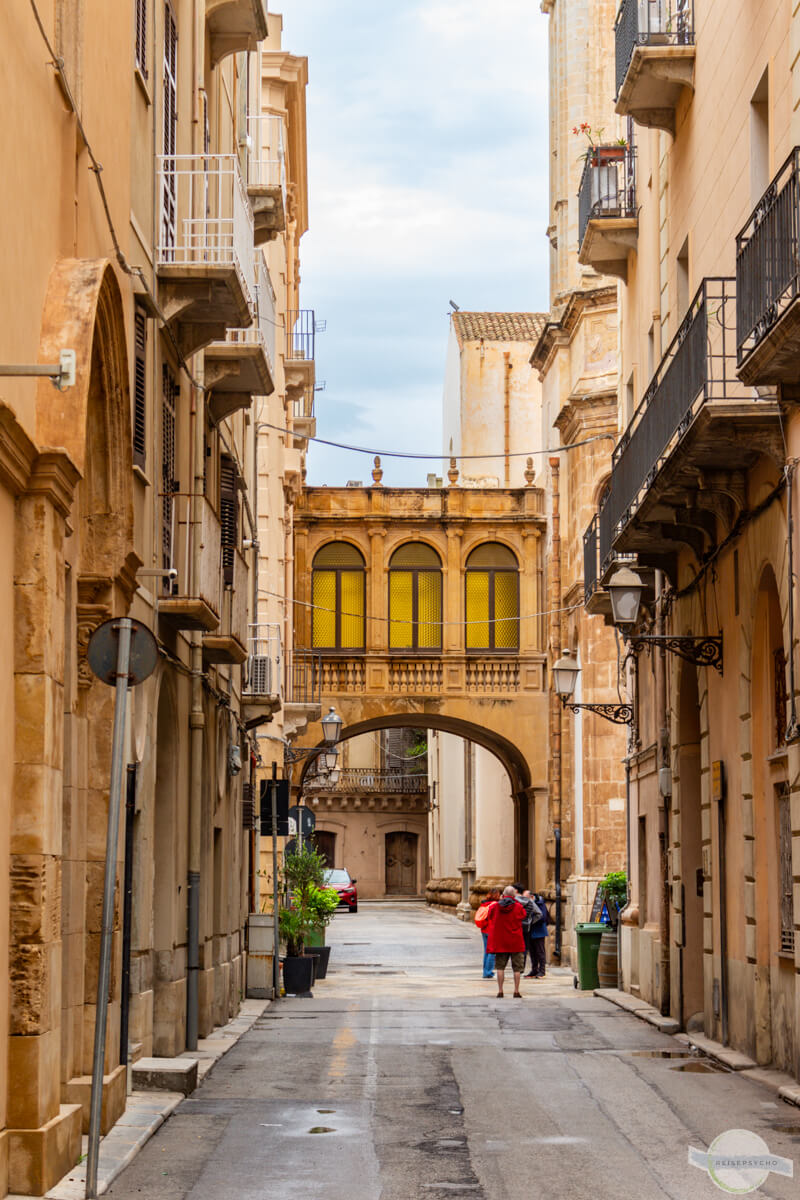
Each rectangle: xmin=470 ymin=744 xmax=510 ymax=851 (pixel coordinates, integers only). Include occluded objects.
xmin=187 ymin=371 xmax=205 ymax=1051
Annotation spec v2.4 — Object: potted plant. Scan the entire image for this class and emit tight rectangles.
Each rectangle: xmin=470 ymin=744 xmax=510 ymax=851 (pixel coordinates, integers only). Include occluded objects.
xmin=303 ymin=883 xmax=340 ymax=979
xmin=279 ymin=844 xmax=328 ymax=994
xmin=597 ymin=870 xmax=627 ymax=989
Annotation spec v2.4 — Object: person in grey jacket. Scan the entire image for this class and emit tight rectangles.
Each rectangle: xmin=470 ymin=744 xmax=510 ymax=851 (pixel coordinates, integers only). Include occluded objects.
xmin=524 ymin=891 xmax=550 ymax=978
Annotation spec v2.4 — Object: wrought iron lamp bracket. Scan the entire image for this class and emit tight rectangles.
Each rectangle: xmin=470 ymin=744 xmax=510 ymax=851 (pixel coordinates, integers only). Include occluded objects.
xmin=284 ymin=744 xmax=324 ymax=765
xmin=559 ymin=698 xmax=634 ymax=725
xmin=627 ymin=633 xmax=723 ymax=674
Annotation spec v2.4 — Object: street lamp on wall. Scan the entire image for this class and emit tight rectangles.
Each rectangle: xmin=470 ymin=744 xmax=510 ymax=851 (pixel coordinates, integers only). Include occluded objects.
xmin=552 ymin=649 xmax=634 ymax=725
xmin=606 ymin=565 xmax=724 ymax=674
xmin=284 ymin=705 xmax=344 ymax=774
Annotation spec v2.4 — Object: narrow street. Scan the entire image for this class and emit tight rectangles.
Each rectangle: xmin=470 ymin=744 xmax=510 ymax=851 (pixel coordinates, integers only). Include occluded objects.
xmin=107 ymin=904 xmax=800 ymax=1200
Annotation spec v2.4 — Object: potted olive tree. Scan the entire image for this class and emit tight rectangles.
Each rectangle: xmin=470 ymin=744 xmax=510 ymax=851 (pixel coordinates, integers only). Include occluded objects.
xmin=279 ymin=844 xmax=328 ymax=994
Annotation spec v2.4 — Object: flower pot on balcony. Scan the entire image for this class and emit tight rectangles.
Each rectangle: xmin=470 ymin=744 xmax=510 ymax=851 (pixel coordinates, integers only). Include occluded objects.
xmin=282 ymin=954 xmax=314 ymax=995
xmin=595 ymin=146 xmax=626 ymax=164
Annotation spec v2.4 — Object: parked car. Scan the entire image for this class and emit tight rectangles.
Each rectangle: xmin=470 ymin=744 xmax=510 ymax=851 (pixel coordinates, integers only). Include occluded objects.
xmin=324 ymin=868 xmax=358 ymax=913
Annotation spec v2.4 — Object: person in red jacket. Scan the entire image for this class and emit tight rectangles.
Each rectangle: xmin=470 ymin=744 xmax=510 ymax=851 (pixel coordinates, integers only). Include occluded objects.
xmin=485 ymin=885 xmax=526 ymax=998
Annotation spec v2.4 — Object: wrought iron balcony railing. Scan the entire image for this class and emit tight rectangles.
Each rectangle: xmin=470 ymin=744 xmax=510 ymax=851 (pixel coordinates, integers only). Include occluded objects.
xmin=578 ymin=145 xmax=637 ymax=250
xmin=246 ymin=114 xmax=286 ymax=197
xmin=226 ymin=251 xmax=277 ymax=376
xmin=615 ymin=0 xmax=694 ymax=99
xmin=305 ymin=767 xmax=428 ymax=794
xmin=156 ymin=153 xmax=254 ymax=310
xmin=736 ymin=147 xmax=800 ymax=373
xmin=289 ymin=650 xmax=322 ymax=707
xmin=286 ymin=310 xmax=317 ymax=362
xmin=583 ymin=514 xmax=600 ymax=607
xmin=597 ymin=278 xmax=744 ymax=570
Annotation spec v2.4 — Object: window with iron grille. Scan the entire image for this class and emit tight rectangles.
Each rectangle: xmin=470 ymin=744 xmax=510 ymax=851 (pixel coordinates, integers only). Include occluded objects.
xmin=161 ymin=3 xmax=178 ymax=253
xmin=161 ymin=365 xmax=178 ymax=594
xmin=135 ymin=0 xmax=148 ymax=78
xmin=465 ymin=543 xmax=519 ymax=651
xmin=774 ymin=647 xmax=788 ymax=749
xmin=311 ymin=542 xmax=366 ymax=650
xmin=388 ymin=543 xmax=442 ymax=651
xmin=133 ymin=309 xmax=147 ymax=470
xmin=220 ymin=454 xmax=239 ymax=587
xmin=778 ymin=784 xmax=795 ymax=955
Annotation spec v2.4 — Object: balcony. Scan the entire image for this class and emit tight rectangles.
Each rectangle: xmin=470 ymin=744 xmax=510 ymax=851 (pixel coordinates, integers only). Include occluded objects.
xmin=597 ymin=279 xmax=782 ymax=573
xmin=159 ymin=497 xmax=222 ymax=632
xmin=284 ymin=650 xmax=322 ymax=737
xmin=243 ymin=623 xmax=283 ymax=728
xmin=615 ymin=0 xmax=695 ymax=134
xmin=583 ymin=514 xmax=613 ymax=618
xmin=299 ymin=652 xmax=544 ymax=696
xmin=246 ymin=115 xmax=286 ymax=245
xmin=206 ymin=0 xmax=268 ymax=65
xmin=205 ymin=252 xmax=276 ymax=422
xmin=737 ymin=148 xmax=800 ymax=386
xmin=156 ymin=154 xmax=254 ymax=357
xmin=203 ymin=549 xmax=249 ymax=664
xmin=284 ymin=309 xmax=317 ymax=405
xmin=577 ymin=146 xmax=638 ymax=281
xmin=306 ymin=768 xmax=428 ymax=795
xmin=291 ymin=384 xmax=316 ymax=448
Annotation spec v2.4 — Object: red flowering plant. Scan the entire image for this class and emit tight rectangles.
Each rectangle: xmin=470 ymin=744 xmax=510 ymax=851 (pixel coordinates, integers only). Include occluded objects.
xmin=572 ymin=123 xmax=627 ymax=164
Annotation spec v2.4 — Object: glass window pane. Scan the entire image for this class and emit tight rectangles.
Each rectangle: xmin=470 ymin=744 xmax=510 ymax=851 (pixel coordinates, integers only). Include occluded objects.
xmin=314 ymin=541 xmax=365 ymax=568
xmin=340 ymin=570 xmax=365 ymax=648
xmin=418 ymin=571 xmax=442 ymax=648
xmin=494 ymin=571 xmax=519 ymax=648
xmin=466 ymin=542 xmax=517 ymax=570
xmin=312 ymin=570 xmax=336 ymax=647
xmin=389 ymin=571 xmax=414 ymax=648
xmin=466 ymin=571 xmax=490 ymax=649
xmin=390 ymin=542 xmax=441 ymax=569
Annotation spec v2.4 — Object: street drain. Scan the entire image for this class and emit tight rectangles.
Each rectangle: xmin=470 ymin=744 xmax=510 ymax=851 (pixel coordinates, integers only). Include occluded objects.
xmin=309 ymin=1126 xmax=335 ymax=1134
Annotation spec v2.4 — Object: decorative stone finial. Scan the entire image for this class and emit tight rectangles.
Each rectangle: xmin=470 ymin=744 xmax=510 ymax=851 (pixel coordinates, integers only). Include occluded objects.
xmin=448 ymin=457 xmax=459 ymax=487
xmin=524 ymin=457 xmax=535 ymax=487
xmin=372 ymin=455 xmax=383 ymax=486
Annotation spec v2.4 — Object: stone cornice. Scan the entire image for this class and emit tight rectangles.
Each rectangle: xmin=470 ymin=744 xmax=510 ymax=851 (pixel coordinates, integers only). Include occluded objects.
xmin=0 ymin=402 xmax=38 ymax=497
xmin=530 ymin=286 xmax=618 ymax=374
xmin=25 ymin=447 xmax=82 ymax=518
xmin=555 ymin=392 xmax=619 ymax=444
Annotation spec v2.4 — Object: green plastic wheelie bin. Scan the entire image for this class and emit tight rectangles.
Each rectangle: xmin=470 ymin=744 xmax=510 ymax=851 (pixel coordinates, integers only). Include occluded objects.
xmin=574 ymin=922 xmax=607 ymax=990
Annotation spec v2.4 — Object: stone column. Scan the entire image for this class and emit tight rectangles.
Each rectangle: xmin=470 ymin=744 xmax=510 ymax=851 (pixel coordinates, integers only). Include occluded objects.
xmin=368 ymin=527 xmax=386 ymax=653
xmin=9 ymin=448 xmax=83 ymax=1197
xmin=444 ymin=526 xmax=463 ymax=655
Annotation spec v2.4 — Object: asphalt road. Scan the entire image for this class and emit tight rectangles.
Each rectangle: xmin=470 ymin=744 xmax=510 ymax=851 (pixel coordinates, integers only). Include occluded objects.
xmin=108 ymin=902 xmax=800 ymax=1199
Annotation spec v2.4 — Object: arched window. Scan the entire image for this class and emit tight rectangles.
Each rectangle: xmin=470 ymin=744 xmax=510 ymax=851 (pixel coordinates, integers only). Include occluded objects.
xmin=389 ymin=543 xmax=442 ymax=650
xmin=312 ymin=542 xmax=366 ymax=649
xmin=465 ymin=543 xmax=519 ymax=650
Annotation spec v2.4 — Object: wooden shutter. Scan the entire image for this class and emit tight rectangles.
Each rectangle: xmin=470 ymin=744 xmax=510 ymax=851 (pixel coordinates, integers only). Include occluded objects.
xmin=135 ymin=0 xmax=148 ymax=78
xmin=133 ymin=309 xmax=147 ymax=469
xmin=161 ymin=365 xmax=178 ymax=593
xmin=161 ymin=3 xmax=178 ymax=253
xmin=779 ymin=785 xmax=795 ymax=955
xmin=220 ymin=454 xmax=238 ymax=587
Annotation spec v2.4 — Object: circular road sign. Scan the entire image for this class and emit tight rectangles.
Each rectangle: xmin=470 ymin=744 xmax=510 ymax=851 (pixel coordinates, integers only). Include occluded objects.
xmin=288 ymin=805 xmax=316 ymax=837
xmin=87 ymin=618 xmax=159 ymax=687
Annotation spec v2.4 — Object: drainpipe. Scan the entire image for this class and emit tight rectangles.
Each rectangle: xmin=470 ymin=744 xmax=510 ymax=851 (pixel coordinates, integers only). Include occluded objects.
xmin=187 ymin=374 xmax=205 ymax=1051
xmin=503 ymin=354 xmax=512 ymax=487
xmin=549 ymin=456 xmax=563 ymax=959
xmin=654 ymin=569 xmax=671 ymax=1017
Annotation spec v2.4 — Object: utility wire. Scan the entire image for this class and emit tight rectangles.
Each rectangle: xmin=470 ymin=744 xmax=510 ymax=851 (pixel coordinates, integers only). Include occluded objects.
xmin=258 ymin=422 xmax=616 ymax=461
xmin=259 ymin=587 xmax=580 ymax=626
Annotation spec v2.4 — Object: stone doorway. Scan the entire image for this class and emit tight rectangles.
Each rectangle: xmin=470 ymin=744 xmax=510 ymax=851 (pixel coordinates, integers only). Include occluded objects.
xmin=385 ymin=831 xmax=418 ymax=895
xmin=314 ymin=830 xmax=337 ymax=866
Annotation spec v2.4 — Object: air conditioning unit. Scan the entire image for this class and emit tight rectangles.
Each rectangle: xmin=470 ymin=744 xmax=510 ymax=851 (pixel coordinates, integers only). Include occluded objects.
xmin=248 ymin=654 xmax=272 ymax=695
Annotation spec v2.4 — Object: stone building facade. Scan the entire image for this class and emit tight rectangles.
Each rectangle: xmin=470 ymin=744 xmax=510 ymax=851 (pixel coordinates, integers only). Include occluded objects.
xmin=533 ymin=0 xmax=629 ymax=967
xmin=577 ymin=0 xmax=800 ymax=1079
xmin=291 ymin=483 xmax=551 ymax=898
xmin=0 ymin=4 xmax=308 ymax=1194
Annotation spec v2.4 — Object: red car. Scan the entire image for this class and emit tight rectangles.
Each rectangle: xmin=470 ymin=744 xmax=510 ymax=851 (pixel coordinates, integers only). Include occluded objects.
xmin=324 ymin=868 xmax=358 ymax=913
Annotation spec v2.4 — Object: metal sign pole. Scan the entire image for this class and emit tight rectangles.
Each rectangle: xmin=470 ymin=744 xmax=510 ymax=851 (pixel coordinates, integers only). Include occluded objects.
xmin=271 ymin=761 xmax=280 ymax=999
xmin=85 ymin=618 xmax=132 ymax=1199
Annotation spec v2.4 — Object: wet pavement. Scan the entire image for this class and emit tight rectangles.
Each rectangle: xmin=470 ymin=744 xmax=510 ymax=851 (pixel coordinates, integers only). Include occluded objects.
xmin=106 ymin=902 xmax=800 ymax=1199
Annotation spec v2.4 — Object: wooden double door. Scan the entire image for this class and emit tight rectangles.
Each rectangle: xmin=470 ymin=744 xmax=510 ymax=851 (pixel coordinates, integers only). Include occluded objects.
xmin=385 ymin=831 xmax=418 ymax=895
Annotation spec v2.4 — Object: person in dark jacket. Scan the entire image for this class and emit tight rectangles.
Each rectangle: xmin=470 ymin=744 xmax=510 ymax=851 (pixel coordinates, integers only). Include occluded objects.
xmin=513 ymin=885 xmax=541 ymax=974
xmin=524 ymin=891 xmax=550 ymax=978
xmin=485 ymin=885 xmax=526 ymax=998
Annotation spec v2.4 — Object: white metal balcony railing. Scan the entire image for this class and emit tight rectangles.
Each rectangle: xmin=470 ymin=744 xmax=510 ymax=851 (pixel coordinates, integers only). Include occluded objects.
xmin=226 ymin=250 xmax=277 ymax=376
xmin=246 ymin=114 xmax=286 ymax=199
xmin=245 ymin=623 xmax=283 ymax=697
xmin=157 ymin=153 xmax=254 ymax=309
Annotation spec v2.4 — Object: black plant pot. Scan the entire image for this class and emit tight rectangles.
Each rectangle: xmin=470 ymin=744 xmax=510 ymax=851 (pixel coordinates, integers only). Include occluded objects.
xmin=305 ymin=945 xmax=331 ymax=979
xmin=282 ymin=955 xmax=314 ymax=995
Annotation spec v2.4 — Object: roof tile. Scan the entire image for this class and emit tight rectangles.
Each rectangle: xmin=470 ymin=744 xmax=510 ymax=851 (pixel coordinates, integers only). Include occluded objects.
xmin=452 ymin=311 xmax=549 ymax=346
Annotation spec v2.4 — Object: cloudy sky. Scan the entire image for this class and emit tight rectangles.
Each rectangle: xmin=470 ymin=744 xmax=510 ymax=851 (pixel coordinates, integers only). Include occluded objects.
xmin=280 ymin=1 xmax=550 ymax=487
